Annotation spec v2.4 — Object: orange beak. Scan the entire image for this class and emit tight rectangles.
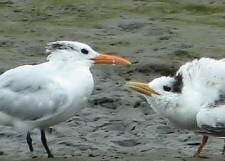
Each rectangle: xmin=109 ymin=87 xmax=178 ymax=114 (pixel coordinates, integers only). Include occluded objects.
xmin=91 ymin=53 xmax=131 ymax=65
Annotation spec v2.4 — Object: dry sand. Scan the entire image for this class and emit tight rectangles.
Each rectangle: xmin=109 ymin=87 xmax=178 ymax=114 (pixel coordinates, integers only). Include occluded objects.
xmin=1 ymin=0 xmax=225 ymax=161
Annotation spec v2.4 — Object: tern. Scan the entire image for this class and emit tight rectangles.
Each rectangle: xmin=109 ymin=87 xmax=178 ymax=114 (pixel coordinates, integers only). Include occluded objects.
xmin=126 ymin=57 xmax=225 ymax=157
xmin=0 ymin=41 xmax=131 ymax=158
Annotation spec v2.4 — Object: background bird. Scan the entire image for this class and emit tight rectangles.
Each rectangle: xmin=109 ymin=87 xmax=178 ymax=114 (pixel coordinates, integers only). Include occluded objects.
xmin=126 ymin=57 xmax=225 ymax=157
xmin=0 ymin=40 xmax=131 ymax=158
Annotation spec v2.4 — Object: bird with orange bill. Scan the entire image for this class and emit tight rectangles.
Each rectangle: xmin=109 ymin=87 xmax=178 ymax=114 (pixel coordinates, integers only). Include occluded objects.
xmin=0 ymin=41 xmax=131 ymax=158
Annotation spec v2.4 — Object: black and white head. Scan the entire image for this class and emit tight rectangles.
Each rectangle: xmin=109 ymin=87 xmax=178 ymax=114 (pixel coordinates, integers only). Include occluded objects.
xmin=46 ymin=41 xmax=131 ymax=65
xmin=126 ymin=74 xmax=183 ymax=109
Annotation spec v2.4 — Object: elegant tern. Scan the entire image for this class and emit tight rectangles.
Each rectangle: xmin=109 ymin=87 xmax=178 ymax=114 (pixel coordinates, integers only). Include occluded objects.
xmin=0 ymin=40 xmax=131 ymax=158
xmin=126 ymin=57 xmax=225 ymax=157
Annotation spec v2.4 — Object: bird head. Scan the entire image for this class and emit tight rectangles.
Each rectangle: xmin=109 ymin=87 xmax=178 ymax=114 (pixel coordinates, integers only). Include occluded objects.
xmin=46 ymin=41 xmax=131 ymax=65
xmin=126 ymin=76 xmax=179 ymax=95
xmin=126 ymin=76 xmax=183 ymax=111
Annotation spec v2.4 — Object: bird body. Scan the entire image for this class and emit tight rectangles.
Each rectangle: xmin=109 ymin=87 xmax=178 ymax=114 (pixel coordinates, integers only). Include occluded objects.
xmin=0 ymin=40 xmax=131 ymax=157
xmin=144 ymin=83 xmax=200 ymax=130
xmin=0 ymin=50 xmax=93 ymax=131
xmin=126 ymin=57 xmax=225 ymax=157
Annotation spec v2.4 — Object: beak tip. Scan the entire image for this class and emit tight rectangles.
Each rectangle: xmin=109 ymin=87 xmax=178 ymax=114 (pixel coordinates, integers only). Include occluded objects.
xmin=125 ymin=81 xmax=132 ymax=87
xmin=127 ymin=61 xmax=132 ymax=65
xmin=93 ymin=53 xmax=131 ymax=65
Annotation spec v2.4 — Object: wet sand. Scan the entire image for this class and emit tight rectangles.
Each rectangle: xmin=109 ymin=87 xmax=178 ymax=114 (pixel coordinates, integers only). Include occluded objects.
xmin=1 ymin=0 xmax=225 ymax=160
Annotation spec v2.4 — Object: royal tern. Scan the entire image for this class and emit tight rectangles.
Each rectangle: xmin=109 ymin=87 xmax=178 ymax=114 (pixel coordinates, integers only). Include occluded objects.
xmin=126 ymin=57 xmax=225 ymax=157
xmin=0 ymin=41 xmax=131 ymax=158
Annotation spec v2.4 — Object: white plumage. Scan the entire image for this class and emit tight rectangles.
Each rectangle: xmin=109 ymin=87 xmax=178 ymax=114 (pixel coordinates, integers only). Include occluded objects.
xmin=126 ymin=57 xmax=225 ymax=157
xmin=0 ymin=40 xmax=130 ymax=158
xmin=0 ymin=59 xmax=92 ymax=129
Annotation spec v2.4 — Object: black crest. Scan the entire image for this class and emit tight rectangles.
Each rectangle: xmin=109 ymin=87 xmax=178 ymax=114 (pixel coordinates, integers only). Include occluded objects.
xmin=51 ymin=43 xmax=68 ymax=50
xmin=47 ymin=42 xmax=77 ymax=51
xmin=172 ymin=73 xmax=183 ymax=93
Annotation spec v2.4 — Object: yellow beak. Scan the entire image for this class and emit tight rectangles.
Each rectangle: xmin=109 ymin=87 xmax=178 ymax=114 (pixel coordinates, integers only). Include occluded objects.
xmin=126 ymin=81 xmax=160 ymax=96
xmin=91 ymin=53 xmax=131 ymax=65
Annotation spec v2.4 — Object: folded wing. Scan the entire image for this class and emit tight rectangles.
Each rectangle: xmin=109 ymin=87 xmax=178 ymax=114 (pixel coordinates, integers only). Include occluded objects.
xmin=0 ymin=64 xmax=68 ymax=121
xmin=197 ymin=106 xmax=225 ymax=137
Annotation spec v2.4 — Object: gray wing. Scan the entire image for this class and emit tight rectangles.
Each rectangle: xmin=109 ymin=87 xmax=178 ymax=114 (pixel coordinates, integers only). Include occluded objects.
xmin=0 ymin=64 xmax=68 ymax=120
xmin=197 ymin=125 xmax=225 ymax=137
xmin=196 ymin=105 xmax=225 ymax=137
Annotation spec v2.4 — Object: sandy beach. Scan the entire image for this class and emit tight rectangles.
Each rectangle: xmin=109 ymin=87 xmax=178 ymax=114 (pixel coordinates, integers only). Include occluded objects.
xmin=1 ymin=0 xmax=225 ymax=160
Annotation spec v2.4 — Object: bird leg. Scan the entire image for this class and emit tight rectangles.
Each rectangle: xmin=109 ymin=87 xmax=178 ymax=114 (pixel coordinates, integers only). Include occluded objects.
xmin=40 ymin=130 xmax=54 ymax=158
xmin=26 ymin=132 xmax=33 ymax=152
xmin=222 ymin=139 xmax=225 ymax=155
xmin=193 ymin=135 xmax=208 ymax=157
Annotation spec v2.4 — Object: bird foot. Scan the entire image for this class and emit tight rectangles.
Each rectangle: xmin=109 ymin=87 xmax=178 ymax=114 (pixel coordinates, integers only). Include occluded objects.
xmin=48 ymin=153 xmax=54 ymax=158
xmin=29 ymin=151 xmax=37 ymax=158
xmin=193 ymin=155 xmax=209 ymax=159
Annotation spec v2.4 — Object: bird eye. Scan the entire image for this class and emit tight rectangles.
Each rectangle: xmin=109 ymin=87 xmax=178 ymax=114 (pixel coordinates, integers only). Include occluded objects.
xmin=81 ymin=49 xmax=89 ymax=55
xmin=163 ymin=86 xmax=171 ymax=91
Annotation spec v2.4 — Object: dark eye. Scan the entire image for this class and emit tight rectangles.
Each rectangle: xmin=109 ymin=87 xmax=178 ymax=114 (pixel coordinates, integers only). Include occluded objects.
xmin=163 ymin=86 xmax=171 ymax=91
xmin=81 ymin=49 xmax=89 ymax=55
